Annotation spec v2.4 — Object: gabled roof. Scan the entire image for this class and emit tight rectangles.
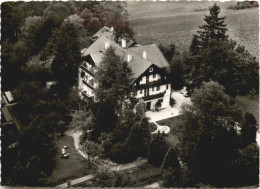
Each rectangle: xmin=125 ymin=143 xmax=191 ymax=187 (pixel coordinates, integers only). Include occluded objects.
xmin=127 ymin=55 xmax=153 ymax=79
xmin=129 ymin=44 xmax=169 ymax=68
xmin=81 ymin=34 xmax=169 ymax=80
xmin=92 ymin=26 xmax=114 ymax=40
xmin=82 ymin=35 xmax=125 ymax=66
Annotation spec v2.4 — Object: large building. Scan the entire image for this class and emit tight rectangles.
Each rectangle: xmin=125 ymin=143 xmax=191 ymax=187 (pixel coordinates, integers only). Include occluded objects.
xmin=78 ymin=27 xmax=171 ymax=110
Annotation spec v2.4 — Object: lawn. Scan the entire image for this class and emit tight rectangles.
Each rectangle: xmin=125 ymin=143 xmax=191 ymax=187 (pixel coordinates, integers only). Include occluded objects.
xmin=128 ymin=1 xmax=258 ymax=59
xmin=157 ymin=115 xmax=183 ymax=147
xmin=45 ymin=135 xmax=91 ymax=186
xmin=236 ymin=94 xmax=259 ymax=122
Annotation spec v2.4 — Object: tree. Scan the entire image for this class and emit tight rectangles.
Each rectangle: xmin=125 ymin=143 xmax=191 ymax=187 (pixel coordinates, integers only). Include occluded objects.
xmin=81 ymin=140 xmax=104 ymax=169
xmin=10 ymin=114 xmax=57 ymax=186
xmin=1 ymin=2 xmax=23 ymax=43
xmin=148 ymin=133 xmax=169 ymax=166
xmin=127 ymin=118 xmax=151 ymax=160
xmin=161 ymin=147 xmax=180 ymax=171
xmin=189 ymin=35 xmax=200 ymax=56
xmin=94 ymin=164 xmax=112 ymax=187
xmin=113 ymin=99 xmax=136 ymax=142
xmin=51 ymin=21 xmax=81 ymax=88
xmin=187 ymin=39 xmax=259 ymax=97
xmin=101 ymin=1 xmax=134 ymax=42
xmin=169 ymin=53 xmax=185 ymax=90
xmin=232 ymin=143 xmax=259 ymax=186
xmin=196 ymin=3 xmax=227 ymax=48
xmin=86 ymin=17 xmax=102 ymax=33
xmin=95 ymin=47 xmax=133 ymax=113
xmin=134 ymin=99 xmax=146 ymax=122
xmin=91 ymin=101 xmax=118 ymax=141
xmin=159 ymin=43 xmax=176 ymax=62
xmin=70 ymin=110 xmax=95 ymax=138
xmin=161 ymin=167 xmax=182 ymax=188
xmin=241 ymin=112 xmax=258 ymax=147
xmin=177 ymin=81 xmax=243 ymax=187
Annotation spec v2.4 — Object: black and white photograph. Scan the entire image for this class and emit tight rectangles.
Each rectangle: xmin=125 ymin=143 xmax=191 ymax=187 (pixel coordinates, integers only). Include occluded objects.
xmin=1 ymin=0 xmax=259 ymax=188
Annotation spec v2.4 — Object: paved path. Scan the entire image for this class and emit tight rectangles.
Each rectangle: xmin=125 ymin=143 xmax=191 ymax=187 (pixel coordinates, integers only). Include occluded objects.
xmin=145 ymin=182 xmax=160 ymax=188
xmin=57 ymin=130 xmax=147 ymax=187
xmin=56 ymin=174 xmax=94 ymax=188
xmin=146 ymin=89 xmax=191 ymax=122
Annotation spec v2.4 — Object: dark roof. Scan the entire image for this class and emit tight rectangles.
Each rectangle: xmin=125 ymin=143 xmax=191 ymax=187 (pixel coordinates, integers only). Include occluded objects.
xmin=81 ymin=34 xmax=169 ymax=80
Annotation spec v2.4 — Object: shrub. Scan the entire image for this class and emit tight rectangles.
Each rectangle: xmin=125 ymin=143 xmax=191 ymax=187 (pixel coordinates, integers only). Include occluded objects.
xmin=155 ymin=100 xmax=162 ymax=112
xmin=149 ymin=122 xmax=157 ymax=132
xmin=148 ymin=133 xmax=169 ymax=166
xmin=170 ymin=97 xmax=176 ymax=107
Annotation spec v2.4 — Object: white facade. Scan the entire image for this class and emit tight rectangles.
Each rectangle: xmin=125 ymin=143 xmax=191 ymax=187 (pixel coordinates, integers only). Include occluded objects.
xmin=78 ymin=61 xmax=95 ymax=98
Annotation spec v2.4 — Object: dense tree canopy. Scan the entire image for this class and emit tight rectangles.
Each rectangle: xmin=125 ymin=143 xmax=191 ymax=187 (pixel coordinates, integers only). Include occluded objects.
xmin=148 ymin=133 xmax=169 ymax=166
xmin=187 ymin=4 xmax=258 ymax=97
xmin=51 ymin=21 xmax=81 ymax=88
xmin=187 ymin=39 xmax=259 ymax=97
xmin=175 ymin=81 xmax=259 ymax=187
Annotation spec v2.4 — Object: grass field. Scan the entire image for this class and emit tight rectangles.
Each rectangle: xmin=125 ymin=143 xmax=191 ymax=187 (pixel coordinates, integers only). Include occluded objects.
xmin=45 ymin=135 xmax=91 ymax=186
xmin=236 ymin=94 xmax=259 ymax=123
xmin=128 ymin=1 xmax=259 ymax=58
xmin=157 ymin=115 xmax=183 ymax=147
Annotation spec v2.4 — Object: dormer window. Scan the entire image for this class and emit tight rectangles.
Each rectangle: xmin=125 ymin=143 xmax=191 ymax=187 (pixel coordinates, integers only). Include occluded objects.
xmin=149 ymin=67 xmax=153 ymax=72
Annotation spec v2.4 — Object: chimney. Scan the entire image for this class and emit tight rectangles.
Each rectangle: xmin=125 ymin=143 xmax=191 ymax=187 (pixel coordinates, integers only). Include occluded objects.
xmin=127 ymin=54 xmax=132 ymax=63
xmin=110 ymin=27 xmax=114 ymax=32
xmin=143 ymin=51 xmax=147 ymax=60
xmin=105 ymin=42 xmax=110 ymax=50
xmin=122 ymin=38 xmax=126 ymax=48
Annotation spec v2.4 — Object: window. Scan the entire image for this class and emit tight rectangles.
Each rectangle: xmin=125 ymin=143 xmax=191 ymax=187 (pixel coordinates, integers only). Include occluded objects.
xmin=81 ymin=71 xmax=85 ymax=78
xmin=153 ymin=74 xmax=156 ymax=78
xmin=157 ymin=85 xmax=160 ymax=91
xmin=166 ymin=84 xmax=168 ymax=90
xmin=139 ymin=77 xmax=143 ymax=84
xmin=152 ymin=87 xmax=154 ymax=92
xmin=149 ymin=67 xmax=153 ymax=72
xmin=140 ymin=90 xmax=143 ymax=94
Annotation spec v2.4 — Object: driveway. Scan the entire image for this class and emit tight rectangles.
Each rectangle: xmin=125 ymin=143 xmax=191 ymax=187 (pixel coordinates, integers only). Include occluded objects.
xmin=146 ymin=89 xmax=191 ymax=122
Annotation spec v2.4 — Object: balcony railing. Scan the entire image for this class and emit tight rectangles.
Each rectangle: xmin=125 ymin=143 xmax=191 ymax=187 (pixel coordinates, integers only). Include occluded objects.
xmin=81 ymin=65 xmax=95 ymax=77
xmin=83 ymin=80 xmax=94 ymax=90
xmin=137 ymin=79 xmax=168 ymax=89
xmin=143 ymin=91 xmax=166 ymax=101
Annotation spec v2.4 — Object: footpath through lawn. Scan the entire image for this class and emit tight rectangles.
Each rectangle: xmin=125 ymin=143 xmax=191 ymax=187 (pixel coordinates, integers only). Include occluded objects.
xmin=45 ymin=135 xmax=91 ymax=186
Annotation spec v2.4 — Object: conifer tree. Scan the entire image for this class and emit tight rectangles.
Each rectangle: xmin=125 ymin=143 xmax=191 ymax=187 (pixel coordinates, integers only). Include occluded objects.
xmin=95 ymin=47 xmax=133 ymax=113
xmin=161 ymin=147 xmax=180 ymax=171
xmin=148 ymin=132 xmax=169 ymax=166
xmin=189 ymin=35 xmax=200 ymax=55
xmin=197 ymin=3 xmax=227 ymax=48
xmin=51 ymin=21 xmax=81 ymax=87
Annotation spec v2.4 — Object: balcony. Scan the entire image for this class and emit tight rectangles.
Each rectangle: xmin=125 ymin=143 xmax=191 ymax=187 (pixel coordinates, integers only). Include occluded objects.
xmin=143 ymin=91 xmax=166 ymax=101
xmin=81 ymin=65 xmax=95 ymax=77
xmin=83 ymin=80 xmax=94 ymax=90
xmin=137 ymin=79 xmax=167 ymax=89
